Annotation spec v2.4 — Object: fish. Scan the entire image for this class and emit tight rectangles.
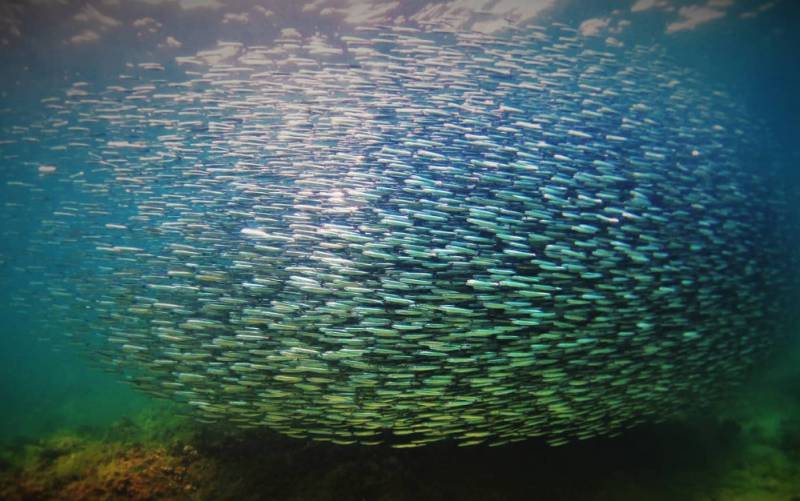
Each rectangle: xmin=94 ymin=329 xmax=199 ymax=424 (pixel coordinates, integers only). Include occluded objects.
xmin=0 ymin=23 xmax=791 ymax=448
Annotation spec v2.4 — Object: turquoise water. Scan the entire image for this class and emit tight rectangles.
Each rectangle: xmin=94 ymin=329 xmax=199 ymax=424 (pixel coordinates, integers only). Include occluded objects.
xmin=1 ymin=0 xmax=799 ymax=498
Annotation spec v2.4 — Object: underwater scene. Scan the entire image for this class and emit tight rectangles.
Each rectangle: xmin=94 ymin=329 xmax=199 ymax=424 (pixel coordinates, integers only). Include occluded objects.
xmin=1 ymin=0 xmax=798 ymax=499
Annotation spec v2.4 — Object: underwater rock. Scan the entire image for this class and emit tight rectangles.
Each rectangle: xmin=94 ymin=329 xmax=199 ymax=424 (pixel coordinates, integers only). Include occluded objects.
xmin=0 ymin=436 xmax=208 ymax=501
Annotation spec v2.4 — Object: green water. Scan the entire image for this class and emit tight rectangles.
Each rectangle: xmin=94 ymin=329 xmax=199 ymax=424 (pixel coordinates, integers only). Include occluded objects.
xmin=0 ymin=319 xmax=155 ymax=444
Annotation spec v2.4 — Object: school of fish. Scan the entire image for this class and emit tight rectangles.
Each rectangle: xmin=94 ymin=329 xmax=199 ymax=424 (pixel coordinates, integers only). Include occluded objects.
xmin=1 ymin=23 xmax=791 ymax=447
